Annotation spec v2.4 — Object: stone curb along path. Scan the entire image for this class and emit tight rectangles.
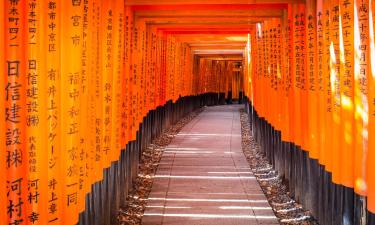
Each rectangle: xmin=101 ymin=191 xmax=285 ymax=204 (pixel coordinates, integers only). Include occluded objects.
xmin=239 ymin=109 xmax=319 ymax=225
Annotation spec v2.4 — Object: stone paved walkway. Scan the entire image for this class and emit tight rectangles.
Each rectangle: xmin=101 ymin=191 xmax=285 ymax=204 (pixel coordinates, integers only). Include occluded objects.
xmin=142 ymin=105 xmax=279 ymax=225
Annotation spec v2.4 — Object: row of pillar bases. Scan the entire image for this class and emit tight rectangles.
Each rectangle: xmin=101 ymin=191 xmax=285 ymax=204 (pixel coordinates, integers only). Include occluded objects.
xmin=244 ymin=97 xmax=375 ymax=225
xmin=76 ymin=92 xmax=242 ymax=225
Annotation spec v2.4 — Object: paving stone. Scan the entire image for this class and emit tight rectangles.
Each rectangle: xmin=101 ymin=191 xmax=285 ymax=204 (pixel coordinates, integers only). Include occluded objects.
xmin=143 ymin=105 xmax=277 ymax=225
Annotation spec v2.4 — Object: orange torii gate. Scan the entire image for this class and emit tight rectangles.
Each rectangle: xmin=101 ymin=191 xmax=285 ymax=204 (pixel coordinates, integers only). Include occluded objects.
xmin=1 ymin=0 xmax=375 ymax=225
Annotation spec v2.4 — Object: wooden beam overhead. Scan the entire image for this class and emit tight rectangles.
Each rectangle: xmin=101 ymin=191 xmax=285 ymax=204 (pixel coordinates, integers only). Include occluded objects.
xmin=126 ymin=0 xmax=304 ymax=6
xmin=135 ymin=9 xmax=284 ymax=17
xmin=130 ymin=4 xmax=287 ymax=10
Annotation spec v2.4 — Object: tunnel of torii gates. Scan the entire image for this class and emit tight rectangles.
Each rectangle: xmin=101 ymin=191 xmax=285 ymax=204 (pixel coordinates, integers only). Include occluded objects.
xmin=2 ymin=0 xmax=375 ymax=224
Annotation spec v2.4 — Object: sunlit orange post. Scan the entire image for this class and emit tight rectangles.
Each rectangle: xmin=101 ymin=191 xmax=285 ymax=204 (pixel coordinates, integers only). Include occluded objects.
xmin=306 ymin=0 xmax=319 ymax=159
xmin=291 ymin=3 xmax=305 ymax=147
xmin=287 ymin=4 xmax=296 ymax=146
xmin=316 ymin=0 xmax=327 ymax=167
xmin=367 ymin=0 xmax=375 ymax=214
xmin=353 ymin=0 xmax=370 ymax=196
xmin=4 ymin=1 xmax=28 ymax=224
xmin=338 ymin=0 xmax=355 ymax=188
xmin=111 ymin=0 xmax=125 ymax=162
xmin=125 ymin=5 xmax=135 ymax=143
xmin=60 ymin=0 xmax=84 ymax=223
xmin=322 ymin=0 xmax=333 ymax=172
xmin=0 ymin=0 xmax=7 ymax=224
xmin=280 ymin=10 xmax=291 ymax=143
xmin=330 ymin=0 xmax=342 ymax=184
xmin=25 ymin=0 xmax=49 ymax=224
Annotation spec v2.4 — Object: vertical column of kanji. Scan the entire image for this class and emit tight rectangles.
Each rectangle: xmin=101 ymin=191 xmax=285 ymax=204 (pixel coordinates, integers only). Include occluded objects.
xmin=300 ymin=4 xmax=308 ymax=150
xmin=130 ymin=11 xmax=139 ymax=141
xmin=144 ymin=23 xmax=150 ymax=114
xmin=263 ymin=22 xmax=270 ymax=122
xmin=252 ymin=29 xmax=257 ymax=111
xmin=353 ymin=0 xmax=369 ymax=196
xmin=123 ymin=6 xmax=131 ymax=147
xmin=270 ymin=19 xmax=280 ymax=130
xmin=139 ymin=21 xmax=146 ymax=122
xmin=340 ymin=0 xmax=355 ymax=188
xmin=246 ymin=34 xmax=252 ymax=103
xmin=170 ymin=37 xmax=176 ymax=101
xmin=263 ymin=21 xmax=268 ymax=119
xmin=273 ymin=20 xmax=280 ymax=129
xmin=150 ymin=29 xmax=157 ymax=110
xmin=111 ymin=0 xmax=125 ymax=161
xmin=149 ymin=27 xmax=156 ymax=110
xmin=164 ymin=35 xmax=169 ymax=101
xmin=170 ymin=36 xmax=174 ymax=98
xmin=26 ymin=0 xmax=49 ymax=224
xmin=281 ymin=9 xmax=291 ymax=143
xmin=276 ymin=21 xmax=283 ymax=133
xmin=100 ymin=0 xmax=113 ymax=168
xmin=268 ymin=21 xmax=275 ymax=126
xmin=0 ymin=0 xmax=6 ymax=223
xmin=155 ymin=31 xmax=160 ymax=104
xmin=60 ymin=0 xmax=83 ymax=223
xmin=161 ymin=33 xmax=167 ymax=104
xmin=86 ymin=0 xmax=96 ymax=190
xmin=157 ymin=31 xmax=164 ymax=106
xmin=316 ymin=0 xmax=326 ymax=166
xmin=117 ymin=0 xmax=124 ymax=152
xmin=322 ymin=0 xmax=333 ymax=172
xmin=154 ymin=29 xmax=159 ymax=109
xmin=330 ymin=0 xmax=342 ymax=184
xmin=133 ymin=18 xmax=144 ymax=130
xmin=367 ymin=0 xmax=375 ymax=214
xmin=78 ymin=0 xmax=89 ymax=210
xmin=257 ymin=25 xmax=263 ymax=116
xmin=153 ymin=31 xmax=159 ymax=107
xmin=247 ymin=32 xmax=256 ymax=105
xmin=292 ymin=4 xmax=303 ymax=147
xmin=306 ymin=0 xmax=319 ymax=158
xmin=5 ymin=1 xmax=27 ymax=224
xmin=174 ymin=41 xmax=180 ymax=101
xmin=92 ymin=0 xmax=103 ymax=183
xmin=142 ymin=22 xmax=149 ymax=116
xmin=262 ymin=22 xmax=268 ymax=120
xmin=167 ymin=36 xmax=171 ymax=100
xmin=126 ymin=6 xmax=135 ymax=143
xmin=287 ymin=4 xmax=296 ymax=145
xmin=134 ymin=20 xmax=143 ymax=131
xmin=45 ymin=1 xmax=62 ymax=222
xmin=255 ymin=25 xmax=261 ymax=116
xmin=298 ymin=4 xmax=309 ymax=152
xmin=274 ymin=20 xmax=281 ymax=131
xmin=272 ymin=20 xmax=278 ymax=128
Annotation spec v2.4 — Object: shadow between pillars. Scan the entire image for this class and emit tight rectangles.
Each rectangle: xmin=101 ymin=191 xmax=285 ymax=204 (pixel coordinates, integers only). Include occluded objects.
xmin=244 ymin=96 xmax=373 ymax=225
xmin=76 ymin=93 xmax=231 ymax=225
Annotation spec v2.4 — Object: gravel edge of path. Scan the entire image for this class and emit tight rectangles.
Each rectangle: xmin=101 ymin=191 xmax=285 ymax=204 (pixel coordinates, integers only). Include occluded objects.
xmin=117 ymin=108 xmax=204 ymax=225
xmin=239 ymin=109 xmax=319 ymax=225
